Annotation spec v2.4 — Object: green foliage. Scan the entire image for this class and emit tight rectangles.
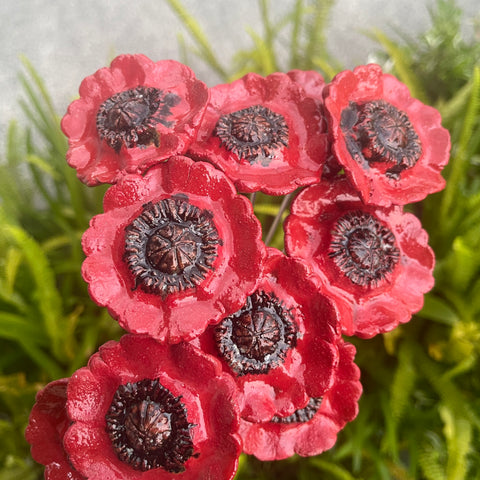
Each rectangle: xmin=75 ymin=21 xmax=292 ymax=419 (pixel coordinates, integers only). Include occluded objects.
xmin=165 ymin=0 xmax=341 ymax=81
xmin=405 ymin=0 xmax=479 ymax=102
xmin=1 ymin=0 xmax=479 ymax=478
xmin=0 ymin=58 xmax=119 ymax=478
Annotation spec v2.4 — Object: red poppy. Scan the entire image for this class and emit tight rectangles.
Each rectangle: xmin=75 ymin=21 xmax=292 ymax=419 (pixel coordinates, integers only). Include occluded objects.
xmin=193 ymin=248 xmax=341 ymax=423
xmin=52 ymin=335 xmax=241 ymax=480
xmin=323 ymin=64 xmax=450 ymax=206
xmin=238 ymin=339 xmax=361 ymax=461
xmin=61 ymin=54 xmax=209 ymax=186
xmin=81 ymin=156 xmax=266 ymax=343
xmin=25 ymin=379 xmax=84 ymax=480
xmin=188 ymin=72 xmax=329 ymax=195
xmin=284 ymin=177 xmax=435 ymax=338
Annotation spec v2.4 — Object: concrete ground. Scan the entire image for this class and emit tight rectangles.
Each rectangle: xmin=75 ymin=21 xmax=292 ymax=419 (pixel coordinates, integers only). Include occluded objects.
xmin=0 ymin=0 xmax=478 ymax=149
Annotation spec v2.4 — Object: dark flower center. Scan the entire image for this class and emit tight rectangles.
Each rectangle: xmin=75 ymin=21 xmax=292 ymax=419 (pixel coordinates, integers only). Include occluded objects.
xmin=96 ymin=86 xmax=180 ymax=153
xmin=214 ymin=104 xmax=289 ymax=164
xmin=214 ymin=291 xmax=297 ymax=376
xmin=105 ymin=379 xmax=195 ymax=473
xmin=341 ymin=100 xmax=422 ymax=179
xmin=329 ymin=211 xmax=400 ymax=287
xmin=124 ymin=197 xmax=222 ymax=297
xmin=271 ymin=397 xmax=323 ymax=424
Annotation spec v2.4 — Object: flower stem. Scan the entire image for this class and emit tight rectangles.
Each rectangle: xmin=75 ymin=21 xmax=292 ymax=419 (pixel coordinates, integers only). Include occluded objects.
xmin=265 ymin=193 xmax=293 ymax=246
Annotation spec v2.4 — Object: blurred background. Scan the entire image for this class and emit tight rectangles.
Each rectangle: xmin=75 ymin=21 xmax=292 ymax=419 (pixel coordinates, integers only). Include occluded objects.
xmin=0 ymin=0 xmax=478 ymax=142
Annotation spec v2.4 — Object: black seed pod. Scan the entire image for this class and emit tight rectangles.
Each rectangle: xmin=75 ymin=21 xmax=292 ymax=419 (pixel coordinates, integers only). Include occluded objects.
xmin=215 ymin=104 xmax=289 ymax=164
xmin=341 ymin=100 xmax=422 ymax=179
xmin=105 ymin=378 xmax=195 ymax=472
xmin=329 ymin=210 xmax=400 ymax=287
xmin=124 ymin=197 xmax=222 ymax=298
xmin=214 ymin=291 xmax=298 ymax=376
xmin=96 ymin=86 xmax=180 ymax=152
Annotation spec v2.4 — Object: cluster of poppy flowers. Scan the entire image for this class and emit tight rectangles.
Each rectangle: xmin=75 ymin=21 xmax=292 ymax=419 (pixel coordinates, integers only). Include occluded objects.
xmin=25 ymin=54 xmax=450 ymax=479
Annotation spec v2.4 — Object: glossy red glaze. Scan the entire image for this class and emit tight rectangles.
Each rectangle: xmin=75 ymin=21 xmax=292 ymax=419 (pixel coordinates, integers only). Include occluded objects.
xmin=238 ymin=340 xmax=361 ymax=460
xmin=61 ymin=335 xmax=241 ymax=480
xmin=194 ymin=248 xmax=341 ymax=423
xmin=81 ymin=156 xmax=266 ymax=343
xmin=323 ymin=63 xmax=450 ymax=206
xmin=61 ymin=54 xmax=209 ymax=186
xmin=188 ymin=71 xmax=328 ymax=195
xmin=25 ymin=378 xmax=84 ymax=480
xmin=284 ymin=177 xmax=435 ymax=337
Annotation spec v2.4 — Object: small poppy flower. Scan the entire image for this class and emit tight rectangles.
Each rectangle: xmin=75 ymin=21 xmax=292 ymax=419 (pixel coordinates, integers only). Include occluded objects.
xmin=27 ymin=335 xmax=241 ymax=480
xmin=193 ymin=248 xmax=341 ymax=423
xmin=239 ymin=339 xmax=362 ymax=461
xmin=323 ymin=63 xmax=450 ymax=206
xmin=25 ymin=379 xmax=84 ymax=480
xmin=81 ymin=156 xmax=266 ymax=343
xmin=61 ymin=54 xmax=209 ymax=186
xmin=284 ymin=177 xmax=435 ymax=338
xmin=188 ymin=71 xmax=329 ymax=195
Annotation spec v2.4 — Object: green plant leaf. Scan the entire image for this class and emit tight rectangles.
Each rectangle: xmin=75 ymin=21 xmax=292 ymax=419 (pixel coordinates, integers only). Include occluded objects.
xmin=164 ymin=0 xmax=229 ymax=80
xmin=0 ymin=313 xmax=48 ymax=346
xmin=417 ymin=294 xmax=459 ymax=325
xmin=0 ymin=209 xmax=65 ymax=361
xmin=419 ymin=437 xmax=447 ymax=480
xmin=24 ymin=154 xmax=59 ymax=180
xmin=368 ymin=29 xmax=428 ymax=102
xmin=384 ymin=341 xmax=416 ymax=459
xmin=310 ymin=457 xmax=359 ymax=479
xmin=449 ymin=236 xmax=480 ymax=292
xmin=439 ymin=405 xmax=472 ymax=480
xmin=245 ymin=27 xmax=277 ymax=75
xmin=440 ymin=65 xmax=480 ymax=223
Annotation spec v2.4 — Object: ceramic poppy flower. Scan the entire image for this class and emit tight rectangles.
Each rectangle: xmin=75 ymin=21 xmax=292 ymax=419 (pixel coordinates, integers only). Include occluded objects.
xmin=188 ymin=71 xmax=329 ymax=195
xmin=193 ymin=248 xmax=341 ymax=423
xmin=323 ymin=63 xmax=450 ymax=206
xmin=61 ymin=54 xmax=209 ymax=186
xmin=239 ymin=339 xmax=362 ymax=461
xmin=82 ymin=155 xmax=266 ymax=343
xmin=25 ymin=379 xmax=84 ymax=480
xmin=36 ymin=335 xmax=240 ymax=480
xmin=284 ymin=177 xmax=435 ymax=338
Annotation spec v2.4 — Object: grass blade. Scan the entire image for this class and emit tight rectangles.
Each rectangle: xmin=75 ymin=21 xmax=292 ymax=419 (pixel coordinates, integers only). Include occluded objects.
xmin=440 ymin=65 xmax=480 ymax=222
xmin=0 ymin=209 xmax=65 ymax=361
xmin=165 ymin=0 xmax=229 ymax=80
xmin=368 ymin=28 xmax=428 ymax=102
xmin=258 ymin=0 xmax=279 ymax=72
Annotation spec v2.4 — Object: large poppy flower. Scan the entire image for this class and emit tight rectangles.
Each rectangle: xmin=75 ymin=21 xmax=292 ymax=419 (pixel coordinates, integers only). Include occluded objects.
xmin=239 ymin=339 xmax=362 ymax=461
xmin=61 ymin=54 xmax=209 ymax=186
xmin=323 ymin=63 xmax=450 ymax=206
xmin=284 ymin=177 xmax=435 ymax=338
xmin=188 ymin=71 xmax=329 ymax=195
xmin=193 ymin=248 xmax=341 ymax=423
xmin=25 ymin=379 xmax=83 ymax=480
xmin=26 ymin=335 xmax=242 ymax=480
xmin=82 ymin=156 xmax=266 ymax=343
